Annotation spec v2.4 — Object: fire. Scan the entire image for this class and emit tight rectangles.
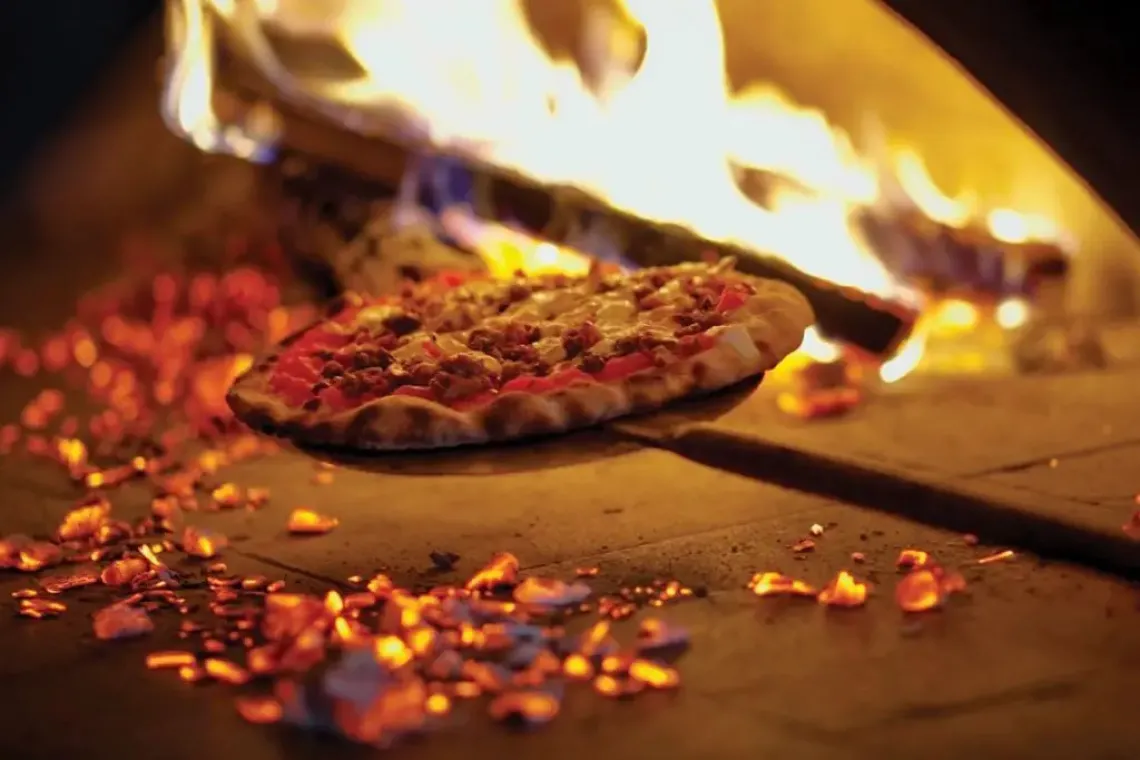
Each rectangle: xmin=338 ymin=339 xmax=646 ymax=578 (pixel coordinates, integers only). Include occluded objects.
xmin=439 ymin=208 xmax=594 ymax=278
xmin=165 ymin=0 xmax=1070 ymax=385
xmin=893 ymin=149 xmax=974 ymax=228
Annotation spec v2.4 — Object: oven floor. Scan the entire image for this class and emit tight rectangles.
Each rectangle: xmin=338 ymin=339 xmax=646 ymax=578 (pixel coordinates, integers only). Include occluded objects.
xmin=1 ymin=414 xmax=1138 ymax=760
xmin=3 ymin=37 xmax=1140 ymax=760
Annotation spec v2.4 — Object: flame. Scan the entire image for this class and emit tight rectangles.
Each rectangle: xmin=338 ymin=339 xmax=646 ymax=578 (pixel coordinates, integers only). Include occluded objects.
xmin=987 ymin=209 xmax=1060 ymax=244
xmin=893 ymin=149 xmax=974 ymax=227
xmin=439 ymin=209 xmax=593 ymax=277
xmin=179 ymin=0 xmax=901 ymax=295
xmin=798 ymin=327 xmax=843 ymax=364
xmin=769 ymin=326 xmax=842 ymax=380
xmin=995 ymin=298 xmax=1030 ymax=330
xmin=163 ymin=0 xmax=1074 ymax=385
xmin=162 ymin=0 xmax=278 ymax=161
xmin=879 ymin=322 xmax=928 ymax=384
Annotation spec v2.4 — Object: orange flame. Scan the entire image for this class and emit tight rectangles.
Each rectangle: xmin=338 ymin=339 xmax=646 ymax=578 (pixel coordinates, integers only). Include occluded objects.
xmin=173 ymin=1 xmax=1068 ymax=302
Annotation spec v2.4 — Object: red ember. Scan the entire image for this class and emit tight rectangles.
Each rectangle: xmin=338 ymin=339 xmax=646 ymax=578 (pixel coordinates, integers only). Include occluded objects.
xmin=817 ymin=571 xmax=869 ymax=608
xmin=895 ymin=569 xmax=943 ymax=612
xmin=895 ymin=549 xmax=930 ymax=570
xmin=977 ymin=549 xmax=1016 ymax=565
xmin=1122 ymin=510 xmax=1140 ymax=538
xmin=748 ymin=572 xmax=817 ymax=598
xmin=286 ymin=508 xmax=339 ymax=535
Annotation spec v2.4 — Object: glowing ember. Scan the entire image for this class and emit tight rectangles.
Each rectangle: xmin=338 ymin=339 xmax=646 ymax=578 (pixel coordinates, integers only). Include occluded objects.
xmin=182 ymin=526 xmax=228 ymax=558
xmin=895 ymin=569 xmax=943 ymax=612
xmin=236 ymin=696 xmax=284 ymax=725
xmin=16 ymin=542 xmax=63 ymax=572
xmin=513 ymin=577 xmax=592 ymax=607
xmin=563 ymin=654 xmax=594 ymax=680
xmin=211 ymin=483 xmax=243 ymax=508
xmin=286 ymin=508 xmax=339 ymax=535
xmin=896 ymin=549 xmax=931 ymax=570
xmin=636 ymin=618 xmax=691 ymax=656
xmin=19 ymin=598 xmax=67 ymax=619
xmin=817 ymin=571 xmax=869 ymax=608
xmin=748 ymin=572 xmax=816 ymax=598
xmin=977 ymin=549 xmax=1016 ymax=565
xmin=1123 ymin=510 xmax=1140 ymax=538
xmin=146 ymin=651 xmax=197 ymax=669
xmin=791 ymin=538 xmax=816 ymax=553
xmin=205 ymin=658 xmax=251 ymax=685
xmin=466 ymin=552 xmax=520 ymax=591
xmin=55 ymin=438 xmax=89 ymax=477
xmin=628 ymin=659 xmax=680 ymax=689
xmin=102 ymin=557 xmax=150 ymax=586
xmin=93 ymin=604 xmax=154 ymax=640
xmin=39 ymin=567 xmax=101 ymax=594
xmin=488 ymin=691 xmax=561 ymax=726
xmin=56 ymin=497 xmax=110 ymax=542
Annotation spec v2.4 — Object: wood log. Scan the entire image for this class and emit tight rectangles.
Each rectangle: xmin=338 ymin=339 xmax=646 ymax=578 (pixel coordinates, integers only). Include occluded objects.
xmin=855 ymin=207 xmax=1070 ymax=299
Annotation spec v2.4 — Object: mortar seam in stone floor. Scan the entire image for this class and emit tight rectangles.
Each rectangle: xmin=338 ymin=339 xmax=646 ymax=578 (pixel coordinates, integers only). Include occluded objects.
xmin=231 ymin=548 xmax=352 ymax=588
xmin=966 ymin=436 xmax=1140 ymax=477
xmin=704 ymin=701 xmax=850 ymax=746
xmin=867 ymin=676 xmax=1084 ymax=726
xmin=518 ymin=509 xmax=826 ymax=574
xmin=961 ymin=473 xmax=1132 ymax=511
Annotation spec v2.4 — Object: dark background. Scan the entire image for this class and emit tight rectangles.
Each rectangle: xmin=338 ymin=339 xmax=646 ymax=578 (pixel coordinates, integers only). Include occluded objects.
xmin=0 ymin=1 xmax=1137 ymax=234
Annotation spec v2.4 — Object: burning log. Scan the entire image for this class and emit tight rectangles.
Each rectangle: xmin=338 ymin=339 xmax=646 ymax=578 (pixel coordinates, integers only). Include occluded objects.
xmin=854 ymin=207 xmax=1070 ymax=299
xmin=486 ymin=178 xmax=917 ymax=356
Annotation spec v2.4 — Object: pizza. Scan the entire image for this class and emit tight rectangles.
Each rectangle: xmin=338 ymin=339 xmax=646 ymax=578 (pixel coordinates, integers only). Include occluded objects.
xmin=227 ymin=258 xmax=813 ymax=450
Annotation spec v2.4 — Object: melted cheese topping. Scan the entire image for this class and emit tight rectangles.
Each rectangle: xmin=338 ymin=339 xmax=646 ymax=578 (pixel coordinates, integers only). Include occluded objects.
xmin=348 ymin=262 xmax=736 ymax=371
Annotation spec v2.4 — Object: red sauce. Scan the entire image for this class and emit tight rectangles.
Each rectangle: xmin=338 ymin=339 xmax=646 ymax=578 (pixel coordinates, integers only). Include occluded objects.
xmin=596 ymin=352 xmax=655 ymax=383
xmin=502 ymin=376 xmax=557 ymax=394
xmin=715 ymin=287 xmax=749 ymax=313
xmin=269 ymin=326 xmax=353 ymax=406
xmin=451 ymin=391 xmax=499 ymax=411
xmin=270 ymin=280 xmax=731 ymax=413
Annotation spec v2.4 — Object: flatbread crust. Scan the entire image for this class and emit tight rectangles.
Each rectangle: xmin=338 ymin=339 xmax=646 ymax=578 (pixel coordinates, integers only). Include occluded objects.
xmin=227 ymin=272 xmax=812 ymax=451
